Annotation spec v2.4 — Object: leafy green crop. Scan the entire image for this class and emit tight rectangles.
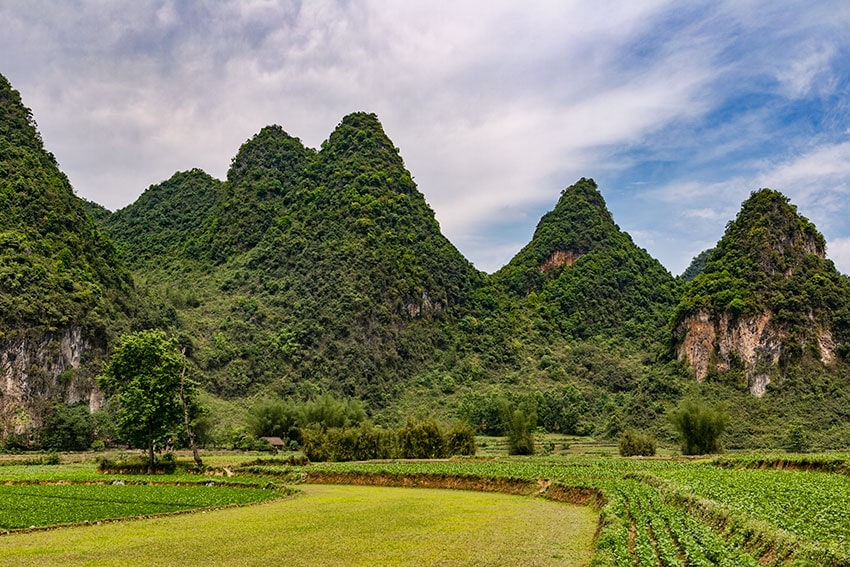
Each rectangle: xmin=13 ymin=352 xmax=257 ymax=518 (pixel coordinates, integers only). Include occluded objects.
xmin=653 ymin=464 xmax=850 ymax=546
xmin=0 ymin=483 xmax=280 ymax=530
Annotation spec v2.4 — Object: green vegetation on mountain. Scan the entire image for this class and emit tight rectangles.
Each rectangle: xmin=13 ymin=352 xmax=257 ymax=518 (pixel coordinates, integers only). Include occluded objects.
xmin=99 ymin=112 xmax=484 ymax=409
xmin=201 ymin=126 xmax=313 ymax=263
xmin=675 ymin=189 xmax=850 ymax=355
xmin=104 ymin=169 xmax=224 ymax=269
xmin=0 ymin=73 xmax=135 ymax=336
xmin=494 ymin=178 xmax=678 ymax=343
xmin=5 ymin=66 xmax=850 ymax=454
xmin=679 ymin=248 xmax=713 ymax=281
xmin=672 ymin=189 xmax=850 ymax=449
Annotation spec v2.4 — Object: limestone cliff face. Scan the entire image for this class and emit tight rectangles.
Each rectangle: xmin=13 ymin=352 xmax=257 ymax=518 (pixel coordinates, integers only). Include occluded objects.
xmin=0 ymin=328 xmax=101 ymax=436
xmin=676 ymin=311 xmax=782 ymax=396
xmin=677 ymin=309 xmax=837 ymax=396
xmin=540 ymin=250 xmax=580 ymax=273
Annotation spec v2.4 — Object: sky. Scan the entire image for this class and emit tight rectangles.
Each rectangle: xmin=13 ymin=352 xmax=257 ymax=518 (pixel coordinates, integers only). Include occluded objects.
xmin=3 ymin=1 xmax=850 ymax=276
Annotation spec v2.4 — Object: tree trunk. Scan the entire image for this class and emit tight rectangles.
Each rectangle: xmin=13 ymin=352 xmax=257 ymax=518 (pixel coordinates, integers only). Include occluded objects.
xmin=148 ymin=440 xmax=155 ymax=475
xmin=179 ymin=349 xmax=203 ymax=468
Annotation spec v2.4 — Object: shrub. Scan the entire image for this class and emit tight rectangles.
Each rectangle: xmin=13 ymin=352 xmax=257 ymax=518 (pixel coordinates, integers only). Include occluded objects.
xmin=669 ymin=398 xmax=727 ymax=455
xmin=397 ymin=418 xmax=446 ymax=459
xmin=783 ymin=423 xmax=810 ymax=453
xmin=300 ymin=426 xmax=330 ymax=462
xmin=97 ymin=454 xmax=177 ymax=475
xmin=504 ymin=408 xmax=535 ymax=456
xmin=247 ymin=399 xmax=299 ymax=440
xmin=354 ymin=423 xmax=396 ymax=460
xmin=619 ymin=428 xmax=656 ymax=457
xmin=445 ymin=423 xmax=477 ymax=456
xmin=41 ymin=402 xmax=96 ymax=451
xmin=326 ymin=428 xmax=359 ymax=462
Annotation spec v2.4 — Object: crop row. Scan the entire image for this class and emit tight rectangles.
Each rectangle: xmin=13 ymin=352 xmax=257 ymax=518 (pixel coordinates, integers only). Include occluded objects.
xmin=0 ymin=483 xmax=281 ymax=530
xmin=712 ymin=452 xmax=850 ymax=473
xmin=593 ymin=479 xmax=759 ymax=566
xmin=652 ymin=463 xmax=850 ymax=547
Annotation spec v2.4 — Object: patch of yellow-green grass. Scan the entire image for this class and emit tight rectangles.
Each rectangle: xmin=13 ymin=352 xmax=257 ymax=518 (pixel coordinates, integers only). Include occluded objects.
xmin=0 ymin=484 xmax=597 ymax=566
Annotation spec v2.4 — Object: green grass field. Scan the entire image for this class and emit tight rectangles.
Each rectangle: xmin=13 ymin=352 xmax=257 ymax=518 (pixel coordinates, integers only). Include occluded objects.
xmin=0 ymin=484 xmax=596 ymax=566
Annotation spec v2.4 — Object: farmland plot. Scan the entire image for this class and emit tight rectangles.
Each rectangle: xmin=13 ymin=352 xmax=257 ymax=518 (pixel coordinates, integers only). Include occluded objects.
xmin=0 ymin=483 xmax=281 ymax=530
xmin=0 ymin=484 xmax=597 ymax=566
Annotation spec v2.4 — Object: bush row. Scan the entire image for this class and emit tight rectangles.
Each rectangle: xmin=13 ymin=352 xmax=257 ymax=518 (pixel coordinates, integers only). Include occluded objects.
xmin=300 ymin=419 xmax=476 ymax=462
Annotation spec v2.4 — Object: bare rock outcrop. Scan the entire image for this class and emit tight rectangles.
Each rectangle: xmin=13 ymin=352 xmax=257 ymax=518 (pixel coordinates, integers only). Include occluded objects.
xmin=539 ymin=250 xmax=580 ymax=272
xmin=0 ymin=327 xmax=99 ymax=436
xmin=677 ymin=310 xmax=835 ymax=396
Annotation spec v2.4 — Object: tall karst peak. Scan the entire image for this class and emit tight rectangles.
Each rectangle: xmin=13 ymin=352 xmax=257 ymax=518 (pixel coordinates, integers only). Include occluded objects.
xmin=496 ymin=178 xmax=631 ymax=293
xmin=534 ymin=177 xmax=618 ymax=268
xmin=97 ymin=109 xmax=482 ymax=405
xmin=674 ymin=188 xmax=850 ymax=396
xmin=713 ymin=188 xmax=825 ymax=278
xmin=103 ymin=169 xmax=224 ymax=269
xmin=1 ymin=73 xmax=48 ymax=155
xmin=188 ymin=125 xmax=313 ymax=263
xmin=496 ymin=178 xmax=676 ymax=342
xmin=0 ymin=72 xmax=133 ymax=331
xmin=319 ymin=112 xmax=416 ymax=195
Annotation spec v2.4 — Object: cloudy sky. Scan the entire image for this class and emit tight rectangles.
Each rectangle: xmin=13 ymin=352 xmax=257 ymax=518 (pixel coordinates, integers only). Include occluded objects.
xmin=3 ymin=1 xmax=850 ymax=275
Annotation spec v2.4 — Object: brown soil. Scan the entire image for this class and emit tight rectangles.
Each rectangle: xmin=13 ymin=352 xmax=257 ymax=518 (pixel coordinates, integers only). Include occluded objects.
xmin=303 ymin=471 xmax=604 ymax=508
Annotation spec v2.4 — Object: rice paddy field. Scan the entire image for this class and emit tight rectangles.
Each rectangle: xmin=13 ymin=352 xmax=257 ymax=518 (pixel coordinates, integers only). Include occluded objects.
xmin=2 ymin=448 xmax=850 ymax=566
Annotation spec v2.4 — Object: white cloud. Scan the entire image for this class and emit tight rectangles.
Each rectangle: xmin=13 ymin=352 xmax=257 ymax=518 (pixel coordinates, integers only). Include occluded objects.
xmin=685 ymin=208 xmax=724 ymax=220
xmin=775 ymin=45 xmax=836 ymax=98
xmin=827 ymin=237 xmax=850 ymax=275
xmin=3 ymin=0 xmax=850 ymax=274
xmin=636 ymin=137 xmax=850 ymax=275
xmin=758 ymin=141 xmax=850 ymax=192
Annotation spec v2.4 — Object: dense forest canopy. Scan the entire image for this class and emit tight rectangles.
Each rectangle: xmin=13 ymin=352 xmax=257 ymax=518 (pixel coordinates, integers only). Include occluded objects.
xmin=0 ymin=74 xmax=135 ymax=336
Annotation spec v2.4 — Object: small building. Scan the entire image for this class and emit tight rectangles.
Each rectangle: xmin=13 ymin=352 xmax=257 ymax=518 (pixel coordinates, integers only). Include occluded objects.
xmin=260 ymin=436 xmax=286 ymax=453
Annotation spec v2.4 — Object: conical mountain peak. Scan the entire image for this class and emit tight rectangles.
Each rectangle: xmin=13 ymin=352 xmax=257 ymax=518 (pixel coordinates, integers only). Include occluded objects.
xmin=496 ymin=178 xmax=676 ymax=340
xmin=0 ymin=72 xmax=134 ymax=331
xmin=711 ymin=188 xmax=825 ymax=279
xmin=534 ymin=177 xmax=619 ymax=258
xmin=104 ymin=169 xmax=224 ymax=269
xmin=319 ymin=112 xmax=415 ymax=195
xmin=1 ymin=74 xmax=49 ymax=156
xmin=674 ymin=188 xmax=850 ymax=394
xmin=496 ymin=178 xmax=627 ymax=292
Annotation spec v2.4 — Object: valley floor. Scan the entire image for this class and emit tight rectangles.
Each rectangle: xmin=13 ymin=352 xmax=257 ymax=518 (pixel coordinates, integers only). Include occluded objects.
xmin=0 ymin=484 xmax=596 ymax=566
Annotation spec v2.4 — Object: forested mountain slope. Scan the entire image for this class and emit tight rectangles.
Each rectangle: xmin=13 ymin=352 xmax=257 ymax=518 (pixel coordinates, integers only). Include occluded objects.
xmin=674 ymin=189 xmax=850 ymax=394
xmin=101 ymin=113 xmax=485 ymax=406
xmin=671 ymin=189 xmax=850 ymax=448
xmin=0 ymin=74 xmax=134 ymax=333
xmin=0 ymin=73 xmax=138 ymax=439
xmin=494 ymin=178 xmax=679 ymax=343
xmin=6 ymin=66 xmax=850 ymax=451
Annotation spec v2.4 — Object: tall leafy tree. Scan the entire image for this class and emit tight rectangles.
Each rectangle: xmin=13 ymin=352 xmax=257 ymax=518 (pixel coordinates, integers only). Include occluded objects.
xmin=99 ymin=330 xmax=189 ymax=473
